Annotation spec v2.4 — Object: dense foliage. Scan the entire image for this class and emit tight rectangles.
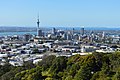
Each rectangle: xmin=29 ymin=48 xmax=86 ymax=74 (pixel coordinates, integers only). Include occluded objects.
xmin=1 ymin=52 xmax=120 ymax=80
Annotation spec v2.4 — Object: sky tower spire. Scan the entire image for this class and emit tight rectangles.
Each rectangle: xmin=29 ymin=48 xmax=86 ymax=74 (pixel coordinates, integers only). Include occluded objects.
xmin=37 ymin=14 xmax=40 ymax=28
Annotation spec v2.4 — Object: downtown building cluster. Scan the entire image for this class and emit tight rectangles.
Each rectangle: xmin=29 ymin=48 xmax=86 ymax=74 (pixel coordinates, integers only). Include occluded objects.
xmin=0 ymin=18 xmax=120 ymax=66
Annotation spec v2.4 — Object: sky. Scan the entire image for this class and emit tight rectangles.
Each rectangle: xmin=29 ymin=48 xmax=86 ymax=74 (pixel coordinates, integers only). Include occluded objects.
xmin=0 ymin=0 xmax=120 ymax=27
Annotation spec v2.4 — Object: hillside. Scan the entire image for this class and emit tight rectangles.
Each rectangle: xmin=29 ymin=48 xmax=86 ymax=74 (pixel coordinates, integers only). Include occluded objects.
xmin=0 ymin=52 xmax=120 ymax=80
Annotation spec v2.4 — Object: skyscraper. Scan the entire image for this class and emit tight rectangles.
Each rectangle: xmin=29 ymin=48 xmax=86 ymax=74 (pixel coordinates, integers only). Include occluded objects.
xmin=102 ymin=31 xmax=105 ymax=39
xmin=72 ymin=28 xmax=74 ymax=35
xmin=24 ymin=34 xmax=32 ymax=42
xmin=81 ymin=28 xmax=84 ymax=35
xmin=52 ymin=28 xmax=56 ymax=35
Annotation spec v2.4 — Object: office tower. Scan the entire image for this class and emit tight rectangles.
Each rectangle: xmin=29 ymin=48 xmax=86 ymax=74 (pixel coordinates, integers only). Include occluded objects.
xmin=72 ymin=28 xmax=75 ymax=39
xmin=62 ymin=32 xmax=67 ymax=40
xmin=38 ymin=29 xmax=42 ymax=37
xmin=74 ymin=34 xmax=79 ymax=40
xmin=24 ymin=34 xmax=32 ymax=42
xmin=81 ymin=28 xmax=84 ymax=35
xmin=52 ymin=28 xmax=56 ymax=35
xmin=72 ymin=28 xmax=74 ymax=35
xmin=67 ymin=31 xmax=72 ymax=40
xmin=102 ymin=31 xmax=105 ymax=39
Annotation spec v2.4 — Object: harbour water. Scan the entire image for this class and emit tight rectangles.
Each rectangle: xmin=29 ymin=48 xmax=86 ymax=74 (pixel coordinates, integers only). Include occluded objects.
xmin=0 ymin=27 xmax=120 ymax=37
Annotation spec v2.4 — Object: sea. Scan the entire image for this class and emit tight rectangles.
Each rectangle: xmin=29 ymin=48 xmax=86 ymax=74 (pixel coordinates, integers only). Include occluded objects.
xmin=0 ymin=27 xmax=120 ymax=37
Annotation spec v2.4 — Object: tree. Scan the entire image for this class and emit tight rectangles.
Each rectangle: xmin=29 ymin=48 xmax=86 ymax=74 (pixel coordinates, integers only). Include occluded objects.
xmin=23 ymin=61 xmax=36 ymax=70
xmin=13 ymin=66 xmax=42 ymax=80
xmin=49 ymin=56 xmax=67 ymax=79
xmin=74 ymin=64 xmax=93 ymax=80
xmin=0 ymin=63 xmax=13 ymax=77
xmin=38 ymin=55 xmax=56 ymax=71
xmin=112 ymin=68 xmax=120 ymax=80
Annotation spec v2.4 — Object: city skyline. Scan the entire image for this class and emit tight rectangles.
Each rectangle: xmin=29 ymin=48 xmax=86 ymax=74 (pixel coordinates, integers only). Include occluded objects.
xmin=0 ymin=0 xmax=120 ymax=27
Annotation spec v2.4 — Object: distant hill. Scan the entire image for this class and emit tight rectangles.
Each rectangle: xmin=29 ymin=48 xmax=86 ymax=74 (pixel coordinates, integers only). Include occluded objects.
xmin=0 ymin=26 xmax=36 ymax=32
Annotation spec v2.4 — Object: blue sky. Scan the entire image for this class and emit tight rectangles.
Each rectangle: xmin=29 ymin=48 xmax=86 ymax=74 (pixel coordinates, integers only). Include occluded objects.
xmin=0 ymin=0 xmax=120 ymax=27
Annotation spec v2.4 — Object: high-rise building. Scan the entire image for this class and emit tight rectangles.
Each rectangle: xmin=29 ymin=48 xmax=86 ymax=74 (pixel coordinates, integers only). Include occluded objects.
xmin=81 ymin=28 xmax=84 ymax=35
xmin=52 ymin=28 xmax=56 ymax=35
xmin=62 ymin=32 xmax=67 ymax=40
xmin=67 ymin=31 xmax=72 ymax=40
xmin=38 ymin=29 xmax=42 ymax=37
xmin=72 ymin=28 xmax=74 ymax=35
xmin=102 ymin=31 xmax=105 ymax=39
xmin=24 ymin=34 xmax=32 ymax=42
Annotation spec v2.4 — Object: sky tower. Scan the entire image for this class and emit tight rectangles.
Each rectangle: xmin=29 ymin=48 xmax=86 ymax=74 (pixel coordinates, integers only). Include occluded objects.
xmin=37 ymin=14 xmax=42 ymax=37
xmin=37 ymin=15 xmax=40 ymax=28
